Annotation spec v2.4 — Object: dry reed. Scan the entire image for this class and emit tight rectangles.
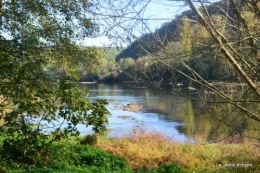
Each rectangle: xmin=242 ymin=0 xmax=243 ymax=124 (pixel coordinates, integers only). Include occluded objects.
xmin=96 ymin=128 xmax=260 ymax=172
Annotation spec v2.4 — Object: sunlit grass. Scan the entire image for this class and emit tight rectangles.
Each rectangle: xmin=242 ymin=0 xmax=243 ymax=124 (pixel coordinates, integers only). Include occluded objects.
xmin=96 ymin=128 xmax=260 ymax=172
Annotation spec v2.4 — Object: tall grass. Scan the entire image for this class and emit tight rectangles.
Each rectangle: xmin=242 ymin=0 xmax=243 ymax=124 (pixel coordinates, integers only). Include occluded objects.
xmin=96 ymin=128 xmax=260 ymax=172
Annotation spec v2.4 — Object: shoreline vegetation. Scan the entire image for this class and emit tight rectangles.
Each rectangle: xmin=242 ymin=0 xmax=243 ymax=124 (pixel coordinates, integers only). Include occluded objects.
xmin=2 ymin=124 xmax=260 ymax=172
xmin=78 ymin=80 xmax=252 ymax=94
xmin=96 ymin=128 xmax=260 ymax=173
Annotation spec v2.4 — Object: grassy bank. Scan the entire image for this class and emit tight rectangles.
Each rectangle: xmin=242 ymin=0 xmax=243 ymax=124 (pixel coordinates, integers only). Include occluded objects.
xmin=1 ymin=130 xmax=259 ymax=173
xmin=0 ymin=133 xmax=187 ymax=173
xmin=96 ymin=130 xmax=260 ymax=173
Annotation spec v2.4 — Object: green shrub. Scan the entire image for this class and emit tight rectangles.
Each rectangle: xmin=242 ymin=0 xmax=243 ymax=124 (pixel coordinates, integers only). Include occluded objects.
xmin=7 ymin=165 xmax=128 ymax=173
xmin=79 ymin=134 xmax=98 ymax=145
xmin=134 ymin=163 xmax=189 ymax=173
xmin=154 ymin=163 xmax=189 ymax=173
xmin=71 ymin=144 xmax=132 ymax=172
xmin=0 ymin=136 xmax=132 ymax=173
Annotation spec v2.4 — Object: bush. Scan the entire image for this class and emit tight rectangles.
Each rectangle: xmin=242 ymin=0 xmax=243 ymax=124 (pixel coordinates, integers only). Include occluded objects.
xmin=7 ymin=165 xmax=129 ymax=173
xmin=0 ymin=135 xmax=132 ymax=173
xmin=71 ymin=144 xmax=132 ymax=172
xmin=154 ymin=163 xmax=189 ymax=173
xmin=79 ymin=134 xmax=98 ymax=145
xmin=0 ymin=78 xmax=110 ymax=168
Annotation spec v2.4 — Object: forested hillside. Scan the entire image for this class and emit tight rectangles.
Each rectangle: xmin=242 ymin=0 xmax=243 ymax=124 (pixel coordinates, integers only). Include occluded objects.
xmin=116 ymin=0 xmax=231 ymax=61
xmin=115 ymin=0 xmax=257 ymax=82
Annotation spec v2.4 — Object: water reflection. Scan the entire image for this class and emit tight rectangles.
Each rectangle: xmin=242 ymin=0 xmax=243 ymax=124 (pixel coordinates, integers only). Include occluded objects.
xmin=80 ymin=83 xmax=190 ymax=142
xmin=81 ymin=83 xmax=260 ymax=143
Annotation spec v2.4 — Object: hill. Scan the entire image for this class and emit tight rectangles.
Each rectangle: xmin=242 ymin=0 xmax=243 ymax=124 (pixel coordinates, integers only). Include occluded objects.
xmin=115 ymin=0 xmax=229 ymax=61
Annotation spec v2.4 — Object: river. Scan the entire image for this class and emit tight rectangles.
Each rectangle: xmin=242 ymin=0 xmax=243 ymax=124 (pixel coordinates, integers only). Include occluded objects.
xmin=1 ymin=82 xmax=258 ymax=143
xmin=76 ymin=83 xmax=260 ymax=143
xmin=82 ymin=83 xmax=191 ymax=142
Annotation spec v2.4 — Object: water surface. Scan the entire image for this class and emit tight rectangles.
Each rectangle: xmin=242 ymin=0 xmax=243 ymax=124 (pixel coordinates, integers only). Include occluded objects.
xmin=78 ymin=83 xmax=260 ymax=143
xmin=79 ymin=83 xmax=194 ymax=142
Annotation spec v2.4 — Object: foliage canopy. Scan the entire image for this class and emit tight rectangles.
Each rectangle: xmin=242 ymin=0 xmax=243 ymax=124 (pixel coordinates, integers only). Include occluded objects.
xmin=0 ymin=0 xmax=110 ymax=166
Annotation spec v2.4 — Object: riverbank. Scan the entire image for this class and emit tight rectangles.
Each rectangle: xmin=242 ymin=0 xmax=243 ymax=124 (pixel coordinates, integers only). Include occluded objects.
xmin=1 ymin=130 xmax=259 ymax=173
xmin=96 ymin=130 xmax=260 ymax=172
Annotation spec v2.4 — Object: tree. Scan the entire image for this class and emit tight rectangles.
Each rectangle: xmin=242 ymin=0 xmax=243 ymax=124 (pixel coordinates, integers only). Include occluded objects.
xmin=179 ymin=16 xmax=192 ymax=61
xmin=0 ymin=0 xmax=109 ymax=165
xmin=95 ymin=0 xmax=260 ymax=142
xmin=118 ymin=57 xmax=135 ymax=71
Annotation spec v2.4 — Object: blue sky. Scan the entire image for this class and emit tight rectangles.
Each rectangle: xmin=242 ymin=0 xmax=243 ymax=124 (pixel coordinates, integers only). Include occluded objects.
xmin=81 ymin=0 xmax=187 ymax=47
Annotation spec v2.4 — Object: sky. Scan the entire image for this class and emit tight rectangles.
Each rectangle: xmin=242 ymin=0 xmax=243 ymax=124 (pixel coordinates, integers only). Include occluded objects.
xmin=81 ymin=0 xmax=188 ymax=47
